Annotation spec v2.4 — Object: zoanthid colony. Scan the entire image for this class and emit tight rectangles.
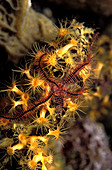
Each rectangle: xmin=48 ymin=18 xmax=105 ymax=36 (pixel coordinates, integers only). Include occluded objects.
xmin=0 ymin=19 xmax=97 ymax=169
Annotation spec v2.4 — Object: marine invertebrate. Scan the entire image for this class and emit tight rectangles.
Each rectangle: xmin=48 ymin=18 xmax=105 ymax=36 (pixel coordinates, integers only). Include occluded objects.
xmin=0 ymin=122 xmax=59 ymax=169
xmin=0 ymin=19 xmax=96 ymax=121
xmin=0 ymin=19 xmax=98 ymax=169
xmin=83 ymin=35 xmax=112 ymax=121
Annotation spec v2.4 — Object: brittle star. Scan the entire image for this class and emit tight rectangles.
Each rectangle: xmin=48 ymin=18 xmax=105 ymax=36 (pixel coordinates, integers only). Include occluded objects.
xmin=0 ymin=53 xmax=90 ymax=120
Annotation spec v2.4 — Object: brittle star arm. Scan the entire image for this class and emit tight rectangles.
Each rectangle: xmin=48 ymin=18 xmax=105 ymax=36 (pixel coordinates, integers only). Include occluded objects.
xmin=0 ymin=91 xmax=55 ymax=120
xmin=63 ymin=88 xmax=84 ymax=96
xmin=39 ymin=53 xmax=59 ymax=87
xmin=62 ymin=61 xmax=90 ymax=87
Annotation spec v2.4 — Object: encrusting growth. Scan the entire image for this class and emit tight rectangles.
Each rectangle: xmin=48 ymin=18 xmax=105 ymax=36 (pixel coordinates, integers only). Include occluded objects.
xmin=0 ymin=19 xmax=97 ymax=169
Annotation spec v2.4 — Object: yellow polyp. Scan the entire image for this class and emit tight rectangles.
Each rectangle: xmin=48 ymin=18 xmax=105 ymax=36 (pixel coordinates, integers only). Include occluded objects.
xmin=32 ymin=108 xmax=51 ymax=130
xmin=74 ymin=25 xmax=84 ymax=30
xmin=102 ymin=95 xmax=109 ymax=105
xmin=70 ymin=38 xmax=78 ymax=45
xmin=47 ymin=127 xmax=60 ymax=140
xmin=81 ymin=28 xmax=94 ymax=36
xmin=79 ymin=67 xmax=90 ymax=82
xmin=21 ymin=92 xmax=29 ymax=100
xmin=36 ymin=136 xmax=49 ymax=145
xmin=59 ymin=28 xmax=69 ymax=37
xmin=31 ymin=77 xmax=44 ymax=92
xmin=36 ymin=117 xmax=47 ymax=125
xmin=12 ymin=100 xmax=24 ymax=108
xmin=18 ymin=133 xmax=26 ymax=141
xmin=47 ymin=54 xmax=57 ymax=67
xmin=93 ymin=90 xmax=101 ymax=98
xmin=65 ymin=56 xmax=74 ymax=66
xmin=46 ymin=105 xmax=55 ymax=117
xmin=13 ymin=123 xmax=17 ymax=129
xmin=29 ymin=141 xmax=38 ymax=151
xmin=42 ymin=161 xmax=47 ymax=170
xmin=56 ymin=38 xmax=77 ymax=58
xmin=7 ymin=146 xmax=14 ymax=155
xmin=32 ymin=77 xmax=40 ymax=87
xmin=28 ymin=160 xmax=37 ymax=169
xmin=12 ymin=143 xmax=24 ymax=150
xmin=94 ymin=62 xmax=104 ymax=77
xmin=10 ymin=83 xmax=23 ymax=95
xmin=34 ymin=148 xmax=44 ymax=155
xmin=46 ymin=154 xmax=53 ymax=164
xmin=66 ymin=99 xmax=78 ymax=112
xmin=29 ymin=136 xmax=38 ymax=144
xmin=21 ymin=92 xmax=29 ymax=108
xmin=18 ymin=134 xmax=27 ymax=145
xmin=40 ymin=107 xmax=47 ymax=118
xmin=56 ymin=44 xmax=73 ymax=58
xmin=23 ymin=69 xmax=33 ymax=80
xmin=33 ymin=153 xmax=42 ymax=162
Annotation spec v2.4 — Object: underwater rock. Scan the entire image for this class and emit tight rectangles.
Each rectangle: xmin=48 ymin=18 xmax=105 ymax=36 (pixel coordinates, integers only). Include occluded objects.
xmin=0 ymin=0 xmax=58 ymax=63
xmin=62 ymin=118 xmax=112 ymax=170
